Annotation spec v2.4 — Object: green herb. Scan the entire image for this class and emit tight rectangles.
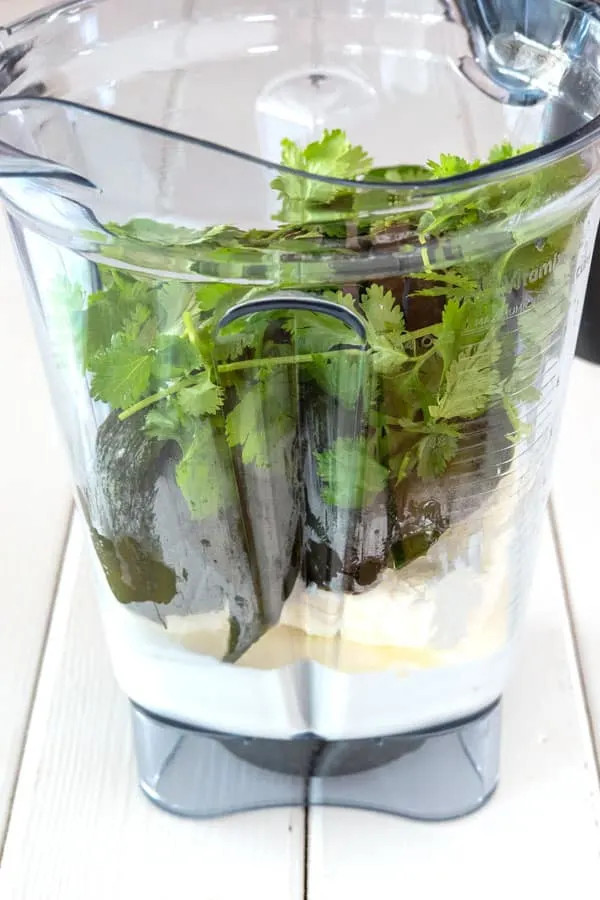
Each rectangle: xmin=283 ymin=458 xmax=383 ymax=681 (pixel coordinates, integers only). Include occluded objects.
xmin=416 ymin=430 xmax=460 ymax=479
xmin=90 ymin=338 xmax=154 ymax=409
xmin=317 ymin=437 xmax=388 ymax=508
xmin=272 ymin=128 xmax=373 ymax=222
xmin=225 ymin=370 xmax=296 ymax=467
xmin=429 ymin=332 xmax=502 ymax=421
xmin=178 ymin=374 xmax=224 ymax=417
xmin=362 ymin=284 xmax=405 ymax=337
xmin=68 ymin=128 xmax=585 ymax=563
xmin=174 ymin=420 xmax=233 ymax=519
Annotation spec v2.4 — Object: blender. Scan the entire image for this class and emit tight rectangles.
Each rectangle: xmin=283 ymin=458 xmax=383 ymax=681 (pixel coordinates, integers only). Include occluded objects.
xmin=1 ymin=0 xmax=600 ymax=819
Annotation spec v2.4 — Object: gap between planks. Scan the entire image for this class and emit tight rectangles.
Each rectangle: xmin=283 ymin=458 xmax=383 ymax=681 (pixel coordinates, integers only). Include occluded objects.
xmin=549 ymin=498 xmax=600 ymax=783
xmin=550 ymin=358 xmax=600 ymax=762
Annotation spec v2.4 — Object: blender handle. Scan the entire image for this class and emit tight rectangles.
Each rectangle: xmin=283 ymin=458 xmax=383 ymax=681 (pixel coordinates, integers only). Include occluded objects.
xmin=217 ymin=291 xmax=368 ymax=345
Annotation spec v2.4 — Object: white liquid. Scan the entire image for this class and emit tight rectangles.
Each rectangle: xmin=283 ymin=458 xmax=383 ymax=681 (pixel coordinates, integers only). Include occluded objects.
xmin=98 ymin=472 xmax=519 ymax=740
xmin=101 ymin=587 xmax=511 ymax=740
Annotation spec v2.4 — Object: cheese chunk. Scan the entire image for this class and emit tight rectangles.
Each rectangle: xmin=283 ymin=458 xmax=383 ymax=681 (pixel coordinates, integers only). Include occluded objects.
xmin=165 ymin=609 xmax=230 ymax=659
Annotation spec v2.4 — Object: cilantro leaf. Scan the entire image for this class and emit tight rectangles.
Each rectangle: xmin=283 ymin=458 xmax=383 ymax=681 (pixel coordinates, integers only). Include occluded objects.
xmin=361 ymin=284 xmax=405 ymax=335
xmin=107 ymin=218 xmax=214 ymax=246
xmin=488 ymin=142 xmax=532 ymax=164
xmin=426 ymin=153 xmax=480 ymax=179
xmin=225 ymin=372 xmax=295 ymax=466
xmin=271 ymin=129 xmax=372 ymax=221
xmin=195 ymin=282 xmax=247 ymax=312
xmin=518 ymin=287 xmax=568 ymax=348
xmin=322 ymin=290 xmax=357 ymax=311
xmin=416 ymin=429 xmax=460 ymax=479
xmin=91 ymin=339 xmax=153 ymax=408
xmin=156 ymin=281 xmax=195 ymax=330
xmin=372 ymin=342 xmax=410 ymax=376
xmin=214 ymin=315 xmax=266 ymax=363
xmin=357 ymin=284 xmax=410 ymax=373
xmin=503 ymin=343 xmax=541 ymax=403
xmin=434 ymin=298 xmax=470 ymax=369
xmin=273 ymin=129 xmax=372 ymax=200
xmin=143 ymin=397 xmax=233 ymax=518
xmin=178 ymin=374 xmax=224 ymax=417
xmin=416 ymin=143 xmax=536 ymax=240
xmin=310 ymin=352 xmax=366 ymax=408
xmin=122 ymin=304 xmax=153 ymax=342
xmin=430 ymin=336 xmax=501 ymax=421
xmin=175 ymin=421 xmax=233 ymax=519
xmin=86 ymin=284 xmax=150 ymax=361
xmin=50 ymin=275 xmax=86 ymax=314
xmin=152 ymin=334 xmax=199 ymax=380
xmin=317 ymin=437 xmax=388 ymax=508
xmin=433 ymin=285 xmax=505 ymax=369
xmin=144 ymin=401 xmax=182 ymax=441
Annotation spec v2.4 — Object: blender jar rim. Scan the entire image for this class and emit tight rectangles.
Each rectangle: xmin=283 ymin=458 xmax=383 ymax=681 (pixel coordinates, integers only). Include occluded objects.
xmin=0 ymin=0 xmax=600 ymax=193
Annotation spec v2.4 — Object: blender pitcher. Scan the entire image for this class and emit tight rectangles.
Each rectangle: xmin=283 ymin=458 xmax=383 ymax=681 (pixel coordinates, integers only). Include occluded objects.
xmin=2 ymin=0 xmax=600 ymax=820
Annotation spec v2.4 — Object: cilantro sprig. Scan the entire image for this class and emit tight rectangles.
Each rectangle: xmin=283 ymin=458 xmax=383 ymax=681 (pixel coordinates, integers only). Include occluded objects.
xmin=272 ymin=128 xmax=373 ymax=223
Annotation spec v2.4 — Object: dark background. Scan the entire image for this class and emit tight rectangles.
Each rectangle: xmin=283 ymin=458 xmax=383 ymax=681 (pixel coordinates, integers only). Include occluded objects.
xmin=577 ymin=228 xmax=600 ymax=363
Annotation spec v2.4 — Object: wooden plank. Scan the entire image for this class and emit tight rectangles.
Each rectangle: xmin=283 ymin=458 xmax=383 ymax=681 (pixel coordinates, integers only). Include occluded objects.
xmin=306 ymin=517 xmax=600 ymax=899
xmin=0 ymin=213 xmax=71 ymax=845
xmin=0 ymin=517 xmax=305 ymax=900
xmin=551 ymin=357 xmax=600 ymax=757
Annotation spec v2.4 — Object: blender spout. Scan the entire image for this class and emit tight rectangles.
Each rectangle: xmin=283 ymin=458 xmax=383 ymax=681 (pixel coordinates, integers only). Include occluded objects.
xmin=0 ymin=24 xmax=95 ymax=186
xmin=0 ymin=137 xmax=95 ymax=186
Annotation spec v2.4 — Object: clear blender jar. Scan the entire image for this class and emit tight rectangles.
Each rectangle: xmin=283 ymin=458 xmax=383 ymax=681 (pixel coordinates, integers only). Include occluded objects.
xmin=1 ymin=0 xmax=600 ymax=819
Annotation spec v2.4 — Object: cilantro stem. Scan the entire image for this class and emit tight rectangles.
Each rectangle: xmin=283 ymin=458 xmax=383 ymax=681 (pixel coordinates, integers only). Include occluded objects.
xmin=420 ymin=242 xmax=432 ymax=272
xmin=398 ymin=323 xmax=442 ymax=343
xmin=118 ymin=322 xmax=441 ymax=422
xmin=118 ymin=348 xmax=364 ymax=421
xmin=118 ymin=375 xmax=207 ymax=421
xmin=409 ymin=343 xmax=437 ymax=373
xmin=183 ymin=310 xmax=202 ymax=350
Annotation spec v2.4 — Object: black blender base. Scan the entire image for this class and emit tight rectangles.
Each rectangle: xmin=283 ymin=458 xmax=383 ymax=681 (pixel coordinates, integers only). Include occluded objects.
xmin=131 ymin=700 xmax=501 ymax=820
